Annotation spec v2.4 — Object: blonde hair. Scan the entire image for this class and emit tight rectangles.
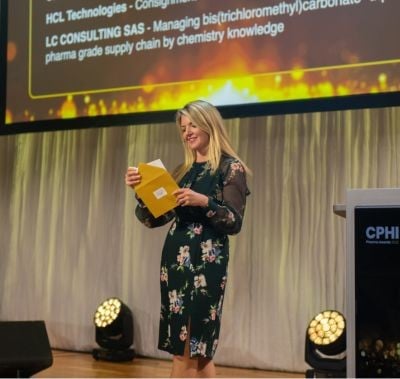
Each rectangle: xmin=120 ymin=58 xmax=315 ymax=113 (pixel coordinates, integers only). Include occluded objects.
xmin=174 ymin=100 xmax=251 ymax=182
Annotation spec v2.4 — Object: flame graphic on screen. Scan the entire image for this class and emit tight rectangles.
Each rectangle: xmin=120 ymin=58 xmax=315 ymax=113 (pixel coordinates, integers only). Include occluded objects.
xmin=5 ymin=62 xmax=400 ymax=124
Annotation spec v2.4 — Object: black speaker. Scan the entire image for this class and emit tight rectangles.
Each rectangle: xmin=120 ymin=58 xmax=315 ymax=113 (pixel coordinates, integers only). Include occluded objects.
xmin=0 ymin=321 xmax=53 ymax=378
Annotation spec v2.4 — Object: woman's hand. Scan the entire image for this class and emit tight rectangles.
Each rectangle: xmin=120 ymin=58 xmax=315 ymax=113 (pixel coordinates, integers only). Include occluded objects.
xmin=173 ymin=188 xmax=209 ymax=208
xmin=125 ymin=166 xmax=141 ymax=187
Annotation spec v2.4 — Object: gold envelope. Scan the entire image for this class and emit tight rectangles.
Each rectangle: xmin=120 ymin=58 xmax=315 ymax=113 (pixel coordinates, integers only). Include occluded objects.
xmin=134 ymin=163 xmax=179 ymax=218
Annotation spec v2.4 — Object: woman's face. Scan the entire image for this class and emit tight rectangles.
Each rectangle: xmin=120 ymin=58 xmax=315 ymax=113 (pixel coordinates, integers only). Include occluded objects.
xmin=180 ymin=114 xmax=210 ymax=157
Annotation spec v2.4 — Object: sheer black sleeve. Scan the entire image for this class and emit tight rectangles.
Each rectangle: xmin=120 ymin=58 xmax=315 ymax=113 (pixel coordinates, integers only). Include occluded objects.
xmin=203 ymin=159 xmax=250 ymax=235
xmin=134 ymin=196 xmax=175 ymax=228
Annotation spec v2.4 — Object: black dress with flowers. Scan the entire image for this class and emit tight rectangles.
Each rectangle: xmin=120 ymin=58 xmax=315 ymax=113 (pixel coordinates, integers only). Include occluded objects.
xmin=135 ymin=155 xmax=249 ymax=358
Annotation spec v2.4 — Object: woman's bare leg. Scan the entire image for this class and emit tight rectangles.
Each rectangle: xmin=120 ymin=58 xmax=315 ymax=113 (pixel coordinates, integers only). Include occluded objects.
xmin=197 ymin=357 xmax=216 ymax=378
xmin=170 ymin=329 xmax=197 ymax=378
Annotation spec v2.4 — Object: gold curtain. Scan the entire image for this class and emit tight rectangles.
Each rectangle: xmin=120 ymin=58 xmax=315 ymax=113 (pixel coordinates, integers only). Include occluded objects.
xmin=1 ymin=106 xmax=399 ymax=372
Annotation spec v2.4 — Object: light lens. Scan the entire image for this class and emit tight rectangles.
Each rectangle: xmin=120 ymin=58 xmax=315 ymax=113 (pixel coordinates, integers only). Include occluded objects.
xmin=307 ymin=310 xmax=345 ymax=346
xmin=94 ymin=298 xmax=122 ymax=328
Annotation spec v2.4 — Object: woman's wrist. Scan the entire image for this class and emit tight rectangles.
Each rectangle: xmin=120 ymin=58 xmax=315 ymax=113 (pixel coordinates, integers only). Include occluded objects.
xmin=202 ymin=195 xmax=209 ymax=208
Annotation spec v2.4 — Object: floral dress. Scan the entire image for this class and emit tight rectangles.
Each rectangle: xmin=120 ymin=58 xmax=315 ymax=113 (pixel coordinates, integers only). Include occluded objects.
xmin=135 ymin=155 xmax=249 ymax=358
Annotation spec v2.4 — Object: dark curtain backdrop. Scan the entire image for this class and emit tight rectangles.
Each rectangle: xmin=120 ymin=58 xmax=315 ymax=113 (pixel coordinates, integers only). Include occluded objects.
xmin=1 ymin=106 xmax=400 ymax=372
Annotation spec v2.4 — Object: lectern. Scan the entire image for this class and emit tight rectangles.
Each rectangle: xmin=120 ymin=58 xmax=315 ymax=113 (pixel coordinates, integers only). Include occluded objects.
xmin=335 ymin=188 xmax=400 ymax=378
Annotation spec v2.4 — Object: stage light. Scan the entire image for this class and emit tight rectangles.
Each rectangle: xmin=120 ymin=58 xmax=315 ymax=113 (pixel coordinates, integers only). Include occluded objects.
xmin=92 ymin=297 xmax=135 ymax=362
xmin=305 ymin=310 xmax=346 ymax=378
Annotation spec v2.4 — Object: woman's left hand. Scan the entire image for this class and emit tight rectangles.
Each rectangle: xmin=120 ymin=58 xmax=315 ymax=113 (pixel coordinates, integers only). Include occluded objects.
xmin=173 ymin=188 xmax=209 ymax=208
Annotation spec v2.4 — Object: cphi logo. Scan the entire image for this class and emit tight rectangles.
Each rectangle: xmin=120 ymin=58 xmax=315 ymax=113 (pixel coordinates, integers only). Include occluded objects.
xmin=365 ymin=226 xmax=400 ymax=244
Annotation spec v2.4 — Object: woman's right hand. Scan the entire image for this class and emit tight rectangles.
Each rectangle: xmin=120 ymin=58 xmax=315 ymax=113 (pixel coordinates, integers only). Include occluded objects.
xmin=125 ymin=166 xmax=141 ymax=187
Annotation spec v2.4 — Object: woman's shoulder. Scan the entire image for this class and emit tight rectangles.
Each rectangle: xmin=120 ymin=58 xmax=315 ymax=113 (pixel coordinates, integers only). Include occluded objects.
xmin=219 ymin=154 xmax=244 ymax=172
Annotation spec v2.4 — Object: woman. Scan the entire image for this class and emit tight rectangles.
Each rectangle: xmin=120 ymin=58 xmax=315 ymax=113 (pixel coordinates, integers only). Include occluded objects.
xmin=125 ymin=100 xmax=250 ymax=377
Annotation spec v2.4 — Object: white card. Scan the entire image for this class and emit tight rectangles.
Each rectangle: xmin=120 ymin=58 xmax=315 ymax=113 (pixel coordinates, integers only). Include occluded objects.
xmin=153 ymin=187 xmax=167 ymax=199
xmin=147 ymin=159 xmax=166 ymax=170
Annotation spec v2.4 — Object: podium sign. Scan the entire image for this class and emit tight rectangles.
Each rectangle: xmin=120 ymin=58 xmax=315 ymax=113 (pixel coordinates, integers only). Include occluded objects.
xmin=354 ymin=206 xmax=400 ymax=377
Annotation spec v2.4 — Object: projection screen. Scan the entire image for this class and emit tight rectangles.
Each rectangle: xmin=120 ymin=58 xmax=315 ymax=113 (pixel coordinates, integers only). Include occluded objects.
xmin=2 ymin=0 xmax=400 ymax=131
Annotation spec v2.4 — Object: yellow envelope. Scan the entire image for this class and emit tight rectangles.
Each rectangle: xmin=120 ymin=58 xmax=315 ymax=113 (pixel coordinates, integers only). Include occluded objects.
xmin=134 ymin=162 xmax=179 ymax=218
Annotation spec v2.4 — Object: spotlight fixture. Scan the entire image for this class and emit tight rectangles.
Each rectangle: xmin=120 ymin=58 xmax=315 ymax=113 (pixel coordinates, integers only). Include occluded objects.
xmin=305 ymin=310 xmax=346 ymax=378
xmin=92 ymin=297 xmax=135 ymax=362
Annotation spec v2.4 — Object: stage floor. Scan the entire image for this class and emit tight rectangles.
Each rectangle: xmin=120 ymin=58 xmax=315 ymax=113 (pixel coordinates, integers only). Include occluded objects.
xmin=34 ymin=350 xmax=304 ymax=378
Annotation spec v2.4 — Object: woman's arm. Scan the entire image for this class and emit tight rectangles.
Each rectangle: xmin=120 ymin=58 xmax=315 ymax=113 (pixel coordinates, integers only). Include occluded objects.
xmin=204 ymin=159 xmax=250 ymax=235
xmin=135 ymin=197 xmax=175 ymax=228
